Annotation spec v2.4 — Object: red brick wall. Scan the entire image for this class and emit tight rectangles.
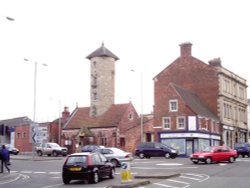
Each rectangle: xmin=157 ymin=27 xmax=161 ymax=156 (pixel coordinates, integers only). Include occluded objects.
xmin=15 ymin=125 xmax=32 ymax=152
xmin=154 ymin=57 xmax=219 ymax=135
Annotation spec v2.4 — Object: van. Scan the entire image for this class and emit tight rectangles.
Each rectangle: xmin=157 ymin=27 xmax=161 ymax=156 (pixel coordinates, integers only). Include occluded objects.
xmin=135 ymin=142 xmax=178 ymax=159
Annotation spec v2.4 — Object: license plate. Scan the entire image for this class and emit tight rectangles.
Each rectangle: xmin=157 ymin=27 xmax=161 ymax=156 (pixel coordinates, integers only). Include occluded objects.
xmin=69 ymin=167 xmax=81 ymax=171
xmin=192 ymin=159 xmax=198 ymax=162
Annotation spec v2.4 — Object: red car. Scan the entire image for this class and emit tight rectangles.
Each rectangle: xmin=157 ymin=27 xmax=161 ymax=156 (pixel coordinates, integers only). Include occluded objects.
xmin=190 ymin=146 xmax=237 ymax=164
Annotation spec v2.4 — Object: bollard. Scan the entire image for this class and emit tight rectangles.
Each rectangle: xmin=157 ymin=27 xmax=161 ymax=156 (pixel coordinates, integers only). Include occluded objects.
xmin=121 ymin=162 xmax=132 ymax=183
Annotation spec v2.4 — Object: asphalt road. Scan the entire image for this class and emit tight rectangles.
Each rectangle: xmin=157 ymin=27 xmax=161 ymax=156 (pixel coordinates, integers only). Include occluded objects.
xmin=1 ymin=156 xmax=250 ymax=188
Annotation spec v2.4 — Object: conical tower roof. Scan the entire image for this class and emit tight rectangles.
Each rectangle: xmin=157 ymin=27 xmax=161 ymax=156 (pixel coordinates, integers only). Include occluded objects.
xmin=86 ymin=42 xmax=119 ymax=60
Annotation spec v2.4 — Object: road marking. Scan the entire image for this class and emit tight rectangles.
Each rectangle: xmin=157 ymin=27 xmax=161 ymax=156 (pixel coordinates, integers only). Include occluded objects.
xmin=179 ymin=175 xmax=202 ymax=181
xmin=132 ymin=166 xmax=197 ymax=170
xmin=40 ymin=183 xmax=64 ymax=188
xmin=167 ymin=179 xmax=190 ymax=185
xmin=157 ymin=163 xmax=183 ymax=166
xmin=154 ymin=182 xmax=180 ymax=188
xmin=20 ymin=171 xmax=33 ymax=174
xmin=34 ymin=172 xmax=46 ymax=174
xmin=49 ymin=172 xmax=61 ymax=174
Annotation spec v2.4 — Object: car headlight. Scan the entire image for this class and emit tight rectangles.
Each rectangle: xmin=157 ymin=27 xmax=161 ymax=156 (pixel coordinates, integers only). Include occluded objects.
xmin=190 ymin=154 xmax=193 ymax=158
xmin=198 ymin=155 xmax=205 ymax=158
xmin=171 ymin=150 xmax=177 ymax=153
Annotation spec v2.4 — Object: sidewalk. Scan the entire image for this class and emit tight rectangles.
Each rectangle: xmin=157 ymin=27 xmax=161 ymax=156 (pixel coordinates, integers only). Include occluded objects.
xmin=10 ymin=153 xmax=65 ymax=161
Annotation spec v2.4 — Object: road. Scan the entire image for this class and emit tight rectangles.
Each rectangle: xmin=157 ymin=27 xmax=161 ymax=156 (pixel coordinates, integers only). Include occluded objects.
xmin=1 ymin=156 xmax=250 ymax=188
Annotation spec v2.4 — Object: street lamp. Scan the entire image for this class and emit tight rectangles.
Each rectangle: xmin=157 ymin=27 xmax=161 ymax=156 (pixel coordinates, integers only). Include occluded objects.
xmin=24 ymin=59 xmax=47 ymax=122
xmin=131 ymin=69 xmax=144 ymax=142
xmin=0 ymin=15 xmax=14 ymax=21
xmin=24 ymin=58 xmax=47 ymax=159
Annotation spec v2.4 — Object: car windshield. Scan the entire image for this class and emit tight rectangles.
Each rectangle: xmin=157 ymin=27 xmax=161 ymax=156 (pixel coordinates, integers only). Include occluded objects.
xmin=66 ymin=156 xmax=88 ymax=165
xmin=202 ymin=147 xmax=214 ymax=152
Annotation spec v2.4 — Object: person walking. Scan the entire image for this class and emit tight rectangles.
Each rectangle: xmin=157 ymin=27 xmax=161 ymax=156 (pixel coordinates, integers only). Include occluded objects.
xmin=0 ymin=145 xmax=10 ymax=173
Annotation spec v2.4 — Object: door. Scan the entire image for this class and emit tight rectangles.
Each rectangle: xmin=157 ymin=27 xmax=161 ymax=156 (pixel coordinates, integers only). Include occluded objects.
xmin=186 ymin=141 xmax=193 ymax=157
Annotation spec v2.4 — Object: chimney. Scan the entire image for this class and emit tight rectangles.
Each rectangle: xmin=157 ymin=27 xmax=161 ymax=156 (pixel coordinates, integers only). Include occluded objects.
xmin=180 ymin=42 xmax=192 ymax=58
xmin=208 ymin=58 xmax=221 ymax=67
xmin=62 ymin=106 xmax=70 ymax=124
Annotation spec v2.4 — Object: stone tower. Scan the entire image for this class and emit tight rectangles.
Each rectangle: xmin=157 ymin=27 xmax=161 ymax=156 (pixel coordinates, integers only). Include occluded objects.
xmin=86 ymin=43 xmax=119 ymax=117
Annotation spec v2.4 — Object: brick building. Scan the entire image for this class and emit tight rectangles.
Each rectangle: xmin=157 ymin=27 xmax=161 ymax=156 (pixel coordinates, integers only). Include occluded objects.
xmin=153 ymin=42 xmax=248 ymax=156
xmin=59 ymin=43 xmax=142 ymax=153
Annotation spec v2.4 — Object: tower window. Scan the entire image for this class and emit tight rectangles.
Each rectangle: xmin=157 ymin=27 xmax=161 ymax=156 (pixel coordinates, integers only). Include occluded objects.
xmin=93 ymin=92 xmax=98 ymax=100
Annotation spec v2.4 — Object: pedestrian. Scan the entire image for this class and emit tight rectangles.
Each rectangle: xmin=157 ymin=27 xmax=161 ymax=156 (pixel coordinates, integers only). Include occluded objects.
xmin=0 ymin=145 xmax=10 ymax=173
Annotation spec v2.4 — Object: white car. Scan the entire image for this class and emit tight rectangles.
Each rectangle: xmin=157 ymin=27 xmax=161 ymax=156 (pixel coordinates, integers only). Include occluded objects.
xmin=93 ymin=147 xmax=133 ymax=167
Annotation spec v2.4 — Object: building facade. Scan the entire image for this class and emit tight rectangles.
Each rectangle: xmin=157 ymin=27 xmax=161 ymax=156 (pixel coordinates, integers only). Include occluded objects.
xmin=153 ymin=42 xmax=248 ymax=156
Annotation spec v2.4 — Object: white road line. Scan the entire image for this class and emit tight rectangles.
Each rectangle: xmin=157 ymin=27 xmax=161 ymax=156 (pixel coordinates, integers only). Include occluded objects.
xmin=20 ymin=171 xmax=33 ymax=174
xmin=154 ymin=182 xmax=180 ymax=188
xmin=167 ymin=179 xmax=190 ymax=185
xmin=49 ymin=172 xmax=61 ymax=174
xmin=180 ymin=176 xmax=201 ymax=181
xmin=183 ymin=173 xmax=205 ymax=178
xmin=34 ymin=172 xmax=47 ymax=174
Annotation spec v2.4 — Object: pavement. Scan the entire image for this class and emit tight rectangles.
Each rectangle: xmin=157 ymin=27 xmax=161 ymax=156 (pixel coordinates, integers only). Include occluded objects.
xmin=1 ymin=154 xmax=180 ymax=188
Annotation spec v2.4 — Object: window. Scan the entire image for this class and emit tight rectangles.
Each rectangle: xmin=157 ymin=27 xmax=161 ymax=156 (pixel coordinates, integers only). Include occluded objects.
xmin=169 ymin=100 xmax=178 ymax=112
xmin=17 ymin=133 xmax=21 ymax=139
xmin=120 ymin=137 xmax=125 ymax=147
xmin=162 ymin=117 xmax=171 ymax=129
xmin=93 ymin=92 xmax=97 ymax=100
xmin=128 ymin=113 xmax=134 ymax=120
xmin=23 ymin=132 xmax=27 ymax=138
xmin=177 ymin=117 xmax=185 ymax=129
xmin=239 ymin=86 xmax=244 ymax=99
xmin=101 ymin=137 xmax=107 ymax=146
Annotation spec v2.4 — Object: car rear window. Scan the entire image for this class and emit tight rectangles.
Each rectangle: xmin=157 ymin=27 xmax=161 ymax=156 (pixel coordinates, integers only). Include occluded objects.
xmin=66 ymin=156 xmax=88 ymax=165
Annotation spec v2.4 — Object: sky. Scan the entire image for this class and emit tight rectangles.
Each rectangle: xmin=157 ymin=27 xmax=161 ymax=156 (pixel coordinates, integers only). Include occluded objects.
xmin=0 ymin=0 xmax=250 ymax=122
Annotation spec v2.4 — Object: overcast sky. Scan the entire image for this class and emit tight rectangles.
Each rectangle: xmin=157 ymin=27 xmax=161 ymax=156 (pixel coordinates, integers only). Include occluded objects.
xmin=0 ymin=0 xmax=249 ymax=122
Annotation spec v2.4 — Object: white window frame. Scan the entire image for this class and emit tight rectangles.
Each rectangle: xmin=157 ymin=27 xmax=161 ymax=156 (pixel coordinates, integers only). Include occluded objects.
xmin=169 ymin=99 xmax=178 ymax=112
xmin=162 ymin=117 xmax=171 ymax=129
xmin=177 ymin=116 xmax=185 ymax=129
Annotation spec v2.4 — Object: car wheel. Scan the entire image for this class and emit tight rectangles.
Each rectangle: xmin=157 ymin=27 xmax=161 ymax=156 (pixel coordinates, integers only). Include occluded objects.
xmin=37 ymin=150 xmax=43 ymax=156
xmin=139 ymin=153 xmax=145 ymax=159
xmin=92 ymin=172 xmax=99 ymax=184
xmin=52 ymin=151 xmax=58 ymax=157
xmin=229 ymin=156 xmax=235 ymax=163
xmin=193 ymin=161 xmax=199 ymax=164
xmin=165 ymin=153 xmax=170 ymax=159
xmin=109 ymin=168 xmax=115 ymax=179
xmin=111 ymin=159 xmax=119 ymax=167
xmin=205 ymin=157 xmax=212 ymax=164
xmin=62 ymin=177 xmax=70 ymax=184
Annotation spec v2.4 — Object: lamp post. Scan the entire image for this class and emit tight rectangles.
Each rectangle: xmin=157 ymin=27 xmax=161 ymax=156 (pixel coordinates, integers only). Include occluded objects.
xmin=24 ymin=58 xmax=47 ymax=158
xmin=0 ymin=15 xmax=14 ymax=21
xmin=131 ymin=69 xmax=144 ymax=142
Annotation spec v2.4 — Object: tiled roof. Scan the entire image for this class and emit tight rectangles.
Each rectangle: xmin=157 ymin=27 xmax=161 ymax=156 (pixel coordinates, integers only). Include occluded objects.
xmin=64 ymin=103 xmax=131 ymax=129
xmin=86 ymin=43 xmax=119 ymax=60
xmin=0 ymin=116 xmax=32 ymax=127
xmin=171 ymin=83 xmax=219 ymax=121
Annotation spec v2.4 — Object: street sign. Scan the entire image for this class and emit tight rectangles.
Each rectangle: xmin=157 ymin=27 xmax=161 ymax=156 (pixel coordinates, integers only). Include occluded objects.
xmin=30 ymin=123 xmax=48 ymax=143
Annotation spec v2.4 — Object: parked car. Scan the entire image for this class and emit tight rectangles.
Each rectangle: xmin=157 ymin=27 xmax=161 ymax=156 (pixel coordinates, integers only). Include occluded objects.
xmin=0 ymin=144 xmax=19 ymax=155
xmin=35 ymin=142 xmax=68 ymax=157
xmin=5 ymin=144 xmax=19 ymax=155
xmin=62 ymin=152 xmax=115 ymax=184
xmin=190 ymin=146 xmax=237 ymax=164
xmin=93 ymin=147 xmax=133 ymax=167
xmin=81 ymin=145 xmax=105 ymax=152
xmin=135 ymin=142 xmax=178 ymax=159
xmin=234 ymin=142 xmax=250 ymax=158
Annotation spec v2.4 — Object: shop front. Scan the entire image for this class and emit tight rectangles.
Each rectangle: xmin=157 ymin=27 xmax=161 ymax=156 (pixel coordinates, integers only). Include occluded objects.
xmin=159 ymin=131 xmax=221 ymax=157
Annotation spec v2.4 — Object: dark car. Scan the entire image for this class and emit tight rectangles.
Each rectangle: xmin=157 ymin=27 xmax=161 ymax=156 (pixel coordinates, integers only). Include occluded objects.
xmin=1 ymin=144 xmax=19 ymax=155
xmin=135 ymin=142 xmax=178 ymax=159
xmin=62 ymin=152 xmax=115 ymax=184
xmin=190 ymin=146 xmax=237 ymax=164
xmin=234 ymin=142 xmax=250 ymax=158
xmin=81 ymin=145 xmax=105 ymax=152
